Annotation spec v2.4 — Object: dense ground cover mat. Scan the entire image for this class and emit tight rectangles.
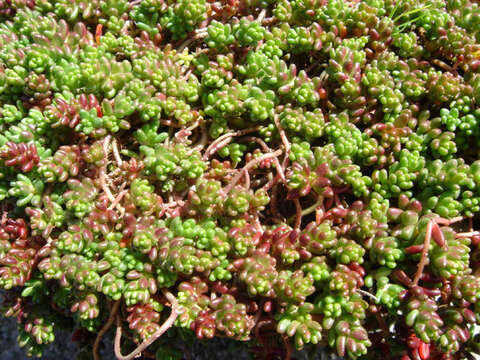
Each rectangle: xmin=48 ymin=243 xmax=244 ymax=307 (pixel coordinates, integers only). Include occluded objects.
xmin=1 ymin=0 xmax=480 ymax=359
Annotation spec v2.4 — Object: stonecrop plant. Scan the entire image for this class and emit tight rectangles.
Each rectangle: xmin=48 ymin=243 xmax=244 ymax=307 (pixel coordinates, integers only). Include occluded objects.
xmin=1 ymin=0 xmax=480 ymax=359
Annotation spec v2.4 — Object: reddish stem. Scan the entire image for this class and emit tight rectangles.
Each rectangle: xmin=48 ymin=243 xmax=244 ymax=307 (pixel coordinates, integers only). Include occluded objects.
xmin=93 ymin=300 xmax=121 ymax=360
xmin=282 ymin=335 xmax=292 ymax=360
xmin=293 ymin=198 xmax=302 ymax=229
xmin=114 ymin=290 xmax=178 ymax=360
xmin=413 ymin=220 xmax=433 ymax=286
xmin=222 ymin=150 xmax=282 ymax=195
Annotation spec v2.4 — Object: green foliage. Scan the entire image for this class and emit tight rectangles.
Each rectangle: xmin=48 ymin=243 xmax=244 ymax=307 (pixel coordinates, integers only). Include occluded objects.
xmin=0 ymin=1 xmax=480 ymax=359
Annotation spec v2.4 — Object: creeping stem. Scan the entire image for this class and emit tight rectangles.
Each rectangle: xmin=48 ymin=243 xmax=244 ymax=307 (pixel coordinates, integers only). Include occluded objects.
xmin=93 ymin=300 xmax=121 ymax=360
xmin=114 ymin=289 xmax=178 ymax=360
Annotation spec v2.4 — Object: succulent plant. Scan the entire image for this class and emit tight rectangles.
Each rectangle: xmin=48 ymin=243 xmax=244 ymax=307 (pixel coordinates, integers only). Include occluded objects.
xmin=0 ymin=1 xmax=480 ymax=360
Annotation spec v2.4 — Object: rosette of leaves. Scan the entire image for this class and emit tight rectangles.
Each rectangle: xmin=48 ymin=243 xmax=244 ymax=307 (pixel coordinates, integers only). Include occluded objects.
xmin=140 ymin=142 xmax=206 ymax=192
xmin=276 ymin=302 xmax=323 ymax=349
xmin=327 ymin=316 xmax=371 ymax=359
xmin=175 ymin=277 xmax=210 ymax=329
xmin=211 ymin=294 xmax=254 ymax=340
xmin=235 ymin=251 xmax=278 ymax=298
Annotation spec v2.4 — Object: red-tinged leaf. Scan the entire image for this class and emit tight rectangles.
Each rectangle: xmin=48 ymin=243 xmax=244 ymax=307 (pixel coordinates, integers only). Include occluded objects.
xmin=472 ymin=235 xmax=480 ymax=246
xmin=95 ymin=24 xmax=102 ymax=45
xmin=405 ymin=244 xmax=424 ymax=254
xmin=331 ymin=207 xmax=348 ymax=217
xmin=421 ymin=287 xmax=440 ymax=297
xmin=463 ymin=308 xmax=476 ymax=323
xmin=348 ymin=263 xmax=365 ymax=277
xmin=393 ymin=270 xmax=413 ymax=286
xmin=318 ymin=88 xmax=327 ymax=99
xmin=1 ymin=256 xmax=18 ymax=265
xmin=388 ymin=207 xmax=403 ymax=220
xmin=418 ymin=342 xmax=430 ymax=360
xmin=431 ymin=223 xmax=445 ymax=247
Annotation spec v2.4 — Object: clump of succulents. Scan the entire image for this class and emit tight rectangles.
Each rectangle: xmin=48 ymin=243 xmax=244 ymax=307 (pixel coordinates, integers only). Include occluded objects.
xmin=1 ymin=0 xmax=480 ymax=360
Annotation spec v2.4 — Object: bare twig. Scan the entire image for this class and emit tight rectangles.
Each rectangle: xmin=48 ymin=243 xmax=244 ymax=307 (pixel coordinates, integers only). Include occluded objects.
xmin=241 ymin=136 xmax=286 ymax=183
xmin=100 ymin=169 xmax=116 ymax=203
xmin=357 ymin=289 xmax=378 ymax=302
xmin=112 ymin=138 xmax=123 ymax=167
xmin=432 ymin=58 xmax=456 ymax=74
xmin=177 ymin=38 xmax=196 ymax=52
xmin=413 ymin=216 xmax=465 ymax=286
xmin=243 ymin=168 xmax=250 ymax=189
xmin=305 ymin=59 xmax=326 ymax=74
xmin=194 ymin=27 xmax=208 ymax=36
xmin=202 ymin=127 xmax=260 ymax=160
xmin=114 ymin=289 xmax=178 ymax=360
xmin=300 ymin=197 xmax=324 ymax=217
xmin=256 ymin=9 xmax=266 ymax=23
xmin=270 ymin=182 xmax=282 ymax=221
xmin=435 ymin=216 xmax=463 ymax=226
xmin=293 ymin=198 xmax=302 ymax=230
xmin=204 ymin=136 xmax=233 ymax=161
xmin=273 ymin=114 xmax=290 ymax=170
xmin=100 ymin=135 xmax=116 ymax=202
xmin=456 ymin=231 xmax=480 ymax=238
xmin=103 ymin=135 xmax=111 ymax=165
xmin=177 ymin=26 xmax=210 ymax=51
xmin=222 ymin=150 xmax=282 ymax=195
xmin=108 ymin=189 xmax=128 ymax=211
xmin=254 ymin=319 xmax=274 ymax=350
xmin=159 ymin=119 xmax=181 ymax=128
xmin=282 ymin=335 xmax=292 ymax=360
xmin=93 ymin=300 xmax=121 ymax=360
xmin=194 ymin=121 xmax=208 ymax=151
xmin=413 ymin=220 xmax=433 ymax=287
